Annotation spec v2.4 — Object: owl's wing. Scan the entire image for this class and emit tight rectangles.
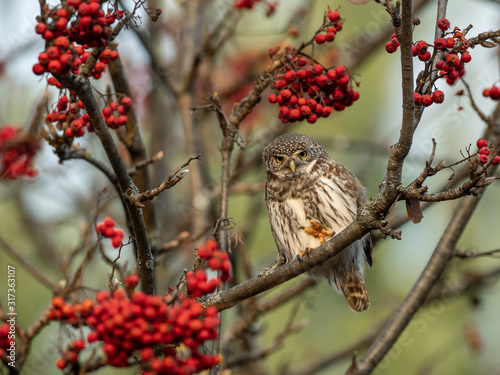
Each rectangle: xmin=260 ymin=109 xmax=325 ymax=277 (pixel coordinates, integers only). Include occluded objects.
xmin=312 ymin=160 xmax=373 ymax=265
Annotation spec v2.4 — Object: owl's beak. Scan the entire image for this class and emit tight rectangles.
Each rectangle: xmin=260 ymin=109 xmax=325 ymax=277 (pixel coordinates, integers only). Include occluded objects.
xmin=288 ymin=160 xmax=296 ymax=174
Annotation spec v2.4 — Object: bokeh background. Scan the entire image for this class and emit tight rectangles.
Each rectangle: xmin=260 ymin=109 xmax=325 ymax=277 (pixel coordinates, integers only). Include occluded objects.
xmin=1 ymin=0 xmax=499 ymax=374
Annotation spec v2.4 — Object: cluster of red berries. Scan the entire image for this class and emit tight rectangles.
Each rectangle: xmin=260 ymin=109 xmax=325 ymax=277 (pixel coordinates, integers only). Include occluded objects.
xmin=482 ymin=85 xmax=500 ymax=101
xmin=414 ymin=90 xmax=444 ymax=107
xmin=430 ymin=19 xmax=471 ymax=87
xmin=33 ymin=0 xmax=122 ymax=78
xmin=55 ymin=339 xmax=85 ymax=370
xmin=186 ymin=240 xmax=232 ymax=297
xmin=101 ymin=97 xmax=132 ymax=129
xmin=0 ymin=323 xmax=14 ymax=358
xmin=49 ymin=277 xmax=221 ymax=374
xmin=269 ymin=57 xmax=359 ymax=124
xmin=386 ymin=18 xmax=475 ymax=107
xmin=314 ymin=9 xmax=343 ymax=45
xmin=45 ymin=93 xmax=131 ymax=139
xmin=385 ymin=33 xmax=400 ymax=53
xmin=476 ymin=138 xmax=500 ymax=165
xmin=46 ymin=94 xmax=88 ymax=138
xmin=0 ymin=125 xmax=39 ymax=179
xmin=96 ymin=216 xmax=125 ymax=248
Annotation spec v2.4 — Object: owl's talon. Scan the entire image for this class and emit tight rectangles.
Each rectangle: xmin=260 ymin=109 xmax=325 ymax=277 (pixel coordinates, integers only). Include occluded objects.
xmin=297 ymin=247 xmax=313 ymax=261
xmin=302 ymin=218 xmax=334 ymax=243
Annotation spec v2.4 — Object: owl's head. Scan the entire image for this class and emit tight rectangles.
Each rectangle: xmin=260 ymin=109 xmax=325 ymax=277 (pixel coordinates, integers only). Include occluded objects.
xmin=263 ymin=133 xmax=327 ymax=178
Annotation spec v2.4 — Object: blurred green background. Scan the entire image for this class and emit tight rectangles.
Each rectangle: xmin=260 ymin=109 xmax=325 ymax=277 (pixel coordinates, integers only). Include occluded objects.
xmin=1 ymin=0 xmax=499 ymax=374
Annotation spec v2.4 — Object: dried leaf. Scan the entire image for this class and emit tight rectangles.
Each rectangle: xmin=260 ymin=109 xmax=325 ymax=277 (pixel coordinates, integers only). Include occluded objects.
xmin=406 ymin=199 xmax=423 ymax=224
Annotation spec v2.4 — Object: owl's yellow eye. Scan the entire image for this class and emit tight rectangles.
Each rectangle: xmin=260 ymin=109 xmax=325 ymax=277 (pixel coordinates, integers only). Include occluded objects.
xmin=298 ymin=151 xmax=307 ymax=158
xmin=275 ymin=156 xmax=284 ymax=163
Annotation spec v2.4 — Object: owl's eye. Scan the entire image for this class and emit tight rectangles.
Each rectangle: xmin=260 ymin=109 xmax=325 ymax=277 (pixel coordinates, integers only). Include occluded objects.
xmin=298 ymin=151 xmax=307 ymax=158
xmin=275 ymin=156 xmax=284 ymax=163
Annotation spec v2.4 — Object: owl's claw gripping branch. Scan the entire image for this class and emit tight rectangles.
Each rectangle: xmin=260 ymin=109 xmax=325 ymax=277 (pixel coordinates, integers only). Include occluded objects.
xmin=301 ymin=217 xmax=334 ymax=243
xmin=297 ymin=247 xmax=313 ymax=261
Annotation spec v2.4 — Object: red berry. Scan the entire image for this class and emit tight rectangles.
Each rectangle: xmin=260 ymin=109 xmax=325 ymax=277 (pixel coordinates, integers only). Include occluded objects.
xmin=43 ymin=30 xmax=54 ymax=40
xmin=492 ymin=156 xmax=500 ymax=165
xmin=32 ymin=63 xmax=45 ymax=75
xmin=418 ymin=51 xmax=431 ymax=61
xmin=56 ymin=358 xmax=67 ymax=370
xmin=73 ymin=339 xmax=85 ymax=351
xmin=482 ymin=88 xmax=490 ymax=97
xmin=55 ymin=17 xmax=68 ymax=31
xmin=328 ymin=10 xmax=340 ymax=22
xmin=35 ymin=23 xmax=46 ymax=35
xmin=47 ymin=60 xmax=62 ymax=74
xmin=461 ymin=52 xmax=471 ymax=63
xmin=56 ymin=9 xmax=68 ymax=18
xmin=479 ymin=154 xmax=489 ymax=164
xmin=141 ymin=347 xmax=155 ymax=362
xmin=55 ymin=36 xmax=70 ymax=50
xmin=121 ymin=97 xmax=132 ymax=107
xmin=325 ymin=32 xmax=335 ymax=42
xmin=47 ymin=46 xmax=61 ymax=59
xmin=280 ymin=89 xmax=292 ymax=101
xmin=479 ymin=147 xmax=490 ymax=156
xmin=385 ymin=42 xmax=397 ymax=53
xmin=476 ymin=138 xmax=488 ymax=149
xmin=490 ymin=85 xmax=500 ymax=100
xmin=437 ymin=18 xmax=450 ymax=31
xmin=268 ymin=94 xmax=278 ymax=103
xmin=435 ymin=60 xmax=445 ymax=70
xmin=434 ymin=38 xmax=447 ymax=50
xmin=315 ymin=34 xmax=326 ymax=44
xmin=421 ymin=94 xmax=433 ymax=107
xmin=125 ymin=274 xmax=140 ymax=288
xmin=415 ymin=40 xmax=428 ymax=53
xmin=431 ymin=90 xmax=444 ymax=104
xmin=445 ymin=37 xmax=455 ymax=49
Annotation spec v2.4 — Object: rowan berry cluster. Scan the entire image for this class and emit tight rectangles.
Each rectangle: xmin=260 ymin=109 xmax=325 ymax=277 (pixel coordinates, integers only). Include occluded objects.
xmin=101 ymin=97 xmax=132 ymax=129
xmin=314 ymin=9 xmax=343 ymax=45
xmin=385 ymin=33 xmax=400 ymax=53
xmin=269 ymin=57 xmax=359 ymax=124
xmin=476 ymin=138 xmax=500 ymax=165
xmin=32 ymin=0 xmax=122 ymax=78
xmin=96 ymin=216 xmax=125 ymax=248
xmin=386 ymin=18 xmax=475 ymax=107
xmin=186 ymin=240 xmax=231 ymax=297
xmin=482 ymin=85 xmax=500 ymax=101
xmin=48 ymin=277 xmax=221 ymax=374
xmin=414 ymin=90 xmax=444 ymax=107
xmin=56 ymin=339 xmax=85 ymax=370
xmin=45 ymin=92 xmax=131 ymax=140
xmin=0 ymin=125 xmax=39 ymax=179
xmin=268 ymin=9 xmax=358 ymax=124
xmin=0 ymin=323 xmax=14 ymax=358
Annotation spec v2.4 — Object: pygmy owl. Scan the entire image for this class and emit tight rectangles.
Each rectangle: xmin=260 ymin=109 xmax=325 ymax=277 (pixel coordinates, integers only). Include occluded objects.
xmin=263 ymin=133 xmax=372 ymax=312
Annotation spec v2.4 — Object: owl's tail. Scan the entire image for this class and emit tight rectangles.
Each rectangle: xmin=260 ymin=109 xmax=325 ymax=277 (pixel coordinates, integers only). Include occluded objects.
xmin=340 ymin=273 xmax=370 ymax=313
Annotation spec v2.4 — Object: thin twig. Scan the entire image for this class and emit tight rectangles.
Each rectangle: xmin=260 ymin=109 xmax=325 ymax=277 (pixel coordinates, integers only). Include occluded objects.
xmin=127 ymin=155 xmax=201 ymax=207
xmin=0 ymin=235 xmax=55 ymax=290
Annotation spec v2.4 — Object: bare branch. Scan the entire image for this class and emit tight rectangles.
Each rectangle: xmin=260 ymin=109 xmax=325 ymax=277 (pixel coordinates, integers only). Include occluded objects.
xmin=127 ymin=155 xmax=201 ymax=207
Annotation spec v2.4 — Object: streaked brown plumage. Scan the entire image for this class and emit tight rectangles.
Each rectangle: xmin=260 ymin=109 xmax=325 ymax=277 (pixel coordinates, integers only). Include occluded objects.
xmin=263 ymin=133 xmax=372 ymax=312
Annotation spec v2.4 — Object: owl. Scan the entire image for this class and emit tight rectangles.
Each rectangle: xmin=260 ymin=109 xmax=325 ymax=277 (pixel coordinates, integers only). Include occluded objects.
xmin=263 ymin=133 xmax=372 ymax=312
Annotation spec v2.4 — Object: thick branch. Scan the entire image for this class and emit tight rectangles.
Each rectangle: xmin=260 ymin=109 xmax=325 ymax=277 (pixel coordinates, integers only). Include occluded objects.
xmin=53 ymin=73 xmax=155 ymax=294
xmin=204 ymin=217 xmax=374 ymax=311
